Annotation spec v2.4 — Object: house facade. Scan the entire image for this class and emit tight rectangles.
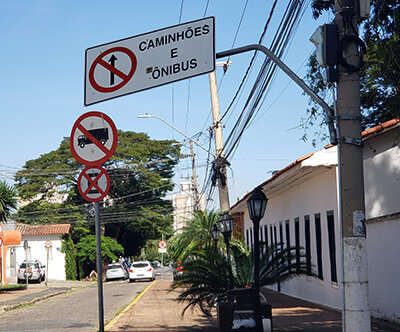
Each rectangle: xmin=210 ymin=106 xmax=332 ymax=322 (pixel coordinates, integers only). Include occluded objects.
xmin=6 ymin=223 xmax=71 ymax=281
xmin=231 ymin=119 xmax=400 ymax=324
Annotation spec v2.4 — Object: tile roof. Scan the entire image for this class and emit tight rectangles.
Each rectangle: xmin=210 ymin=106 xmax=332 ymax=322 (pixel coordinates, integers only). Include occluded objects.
xmin=362 ymin=118 xmax=400 ymax=138
xmin=16 ymin=223 xmax=71 ymax=236
xmin=231 ymin=118 xmax=400 ymax=211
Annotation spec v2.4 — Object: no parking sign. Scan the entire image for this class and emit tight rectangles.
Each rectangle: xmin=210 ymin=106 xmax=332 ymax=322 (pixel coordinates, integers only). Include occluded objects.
xmin=77 ymin=166 xmax=110 ymax=202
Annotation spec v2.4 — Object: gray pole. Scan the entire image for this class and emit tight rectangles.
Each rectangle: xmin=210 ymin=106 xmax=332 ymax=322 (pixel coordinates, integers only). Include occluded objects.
xmin=95 ymin=201 xmax=105 ymax=332
xmin=334 ymin=1 xmax=371 ymax=331
xmin=189 ymin=141 xmax=201 ymax=210
xmin=209 ymin=71 xmax=230 ymax=211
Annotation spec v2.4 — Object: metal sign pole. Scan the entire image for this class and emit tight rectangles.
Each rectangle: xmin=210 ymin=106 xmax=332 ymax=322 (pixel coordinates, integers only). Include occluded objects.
xmin=45 ymin=247 xmax=49 ymax=286
xmin=1 ymin=242 xmax=3 ymax=286
xmin=95 ymin=202 xmax=105 ymax=332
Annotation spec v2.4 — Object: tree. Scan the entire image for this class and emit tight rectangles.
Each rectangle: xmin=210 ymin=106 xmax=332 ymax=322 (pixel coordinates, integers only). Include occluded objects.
xmin=14 ymin=130 xmax=180 ymax=262
xmin=303 ymin=0 xmax=400 ymax=144
xmin=0 ymin=181 xmax=18 ymax=222
xmin=170 ymin=209 xmax=221 ymax=262
xmin=171 ymin=243 xmax=309 ymax=316
xmin=75 ymin=235 xmax=124 ymax=279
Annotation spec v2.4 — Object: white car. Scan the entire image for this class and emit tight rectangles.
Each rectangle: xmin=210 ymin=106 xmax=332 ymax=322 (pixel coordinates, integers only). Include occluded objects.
xmin=129 ymin=261 xmax=155 ymax=282
xmin=105 ymin=262 xmax=128 ymax=281
xmin=17 ymin=260 xmax=45 ymax=283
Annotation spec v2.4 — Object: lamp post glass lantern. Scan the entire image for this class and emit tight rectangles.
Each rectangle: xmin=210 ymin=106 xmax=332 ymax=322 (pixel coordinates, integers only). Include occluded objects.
xmin=247 ymin=186 xmax=268 ymax=332
xmin=211 ymin=223 xmax=220 ymax=245
xmin=218 ymin=212 xmax=233 ymax=261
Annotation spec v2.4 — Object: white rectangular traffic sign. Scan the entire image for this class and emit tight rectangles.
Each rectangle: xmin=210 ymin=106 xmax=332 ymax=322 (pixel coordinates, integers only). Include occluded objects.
xmin=85 ymin=17 xmax=215 ymax=106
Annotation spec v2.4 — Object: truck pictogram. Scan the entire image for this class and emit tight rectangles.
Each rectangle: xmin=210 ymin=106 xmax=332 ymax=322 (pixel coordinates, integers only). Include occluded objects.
xmin=78 ymin=128 xmax=109 ymax=148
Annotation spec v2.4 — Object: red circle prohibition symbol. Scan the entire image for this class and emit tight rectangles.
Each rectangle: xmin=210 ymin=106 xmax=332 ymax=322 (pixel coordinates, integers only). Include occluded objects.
xmin=89 ymin=47 xmax=137 ymax=93
xmin=78 ymin=166 xmax=110 ymax=202
xmin=70 ymin=111 xmax=118 ymax=166
xmin=158 ymin=240 xmax=167 ymax=249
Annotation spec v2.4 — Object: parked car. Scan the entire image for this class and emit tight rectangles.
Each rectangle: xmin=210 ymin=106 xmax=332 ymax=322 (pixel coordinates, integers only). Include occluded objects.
xmin=173 ymin=262 xmax=184 ymax=280
xmin=151 ymin=261 xmax=161 ymax=268
xmin=105 ymin=262 xmax=128 ymax=281
xmin=17 ymin=260 xmax=45 ymax=283
xmin=129 ymin=261 xmax=155 ymax=282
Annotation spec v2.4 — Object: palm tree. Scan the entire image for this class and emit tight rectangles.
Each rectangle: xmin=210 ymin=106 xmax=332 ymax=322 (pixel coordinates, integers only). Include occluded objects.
xmin=170 ymin=209 xmax=220 ymax=262
xmin=0 ymin=181 xmax=18 ymax=222
xmin=171 ymin=242 xmax=310 ymax=316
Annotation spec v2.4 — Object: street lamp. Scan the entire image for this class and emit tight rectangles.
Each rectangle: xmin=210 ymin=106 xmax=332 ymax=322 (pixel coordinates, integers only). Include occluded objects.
xmin=210 ymin=223 xmax=220 ymax=248
xmin=247 ymin=186 xmax=268 ymax=332
xmin=217 ymin=211 xmax=233 ymax=262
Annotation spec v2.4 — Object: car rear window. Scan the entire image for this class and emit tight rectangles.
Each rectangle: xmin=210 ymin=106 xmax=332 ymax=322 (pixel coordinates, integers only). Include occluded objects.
xmin=131 ymin=263 xmax=149 ymax=268
xmin=20 ymin=262 xmax=39 ymax=269
xmin=108 ymin=264 xmax=122 ymax=269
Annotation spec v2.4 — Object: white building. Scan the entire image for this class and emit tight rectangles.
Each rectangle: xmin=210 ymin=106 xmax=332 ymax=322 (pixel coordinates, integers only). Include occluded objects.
xmin=231 ymin=119 xmax=400 ymax=324
xmin=6 ymin=223 xmax=71 ymax=281
xmin=168 ymin=182 xmax=205 ymax=233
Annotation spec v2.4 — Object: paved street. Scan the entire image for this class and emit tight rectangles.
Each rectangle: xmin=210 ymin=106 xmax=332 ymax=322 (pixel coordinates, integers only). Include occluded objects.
xmin=0 ymin=280 xmax=150 ymax=331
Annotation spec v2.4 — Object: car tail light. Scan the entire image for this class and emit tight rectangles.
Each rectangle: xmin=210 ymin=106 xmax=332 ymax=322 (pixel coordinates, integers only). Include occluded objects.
xmin=37 ymin=270 xmax=40 ymax=273
xmin=147 ymin=268 xmax=152 ymax=272
xmin=129 ymin=269 xmax=133 ymax=272
xmin=18 ymin=269 xmax=20 ymax=273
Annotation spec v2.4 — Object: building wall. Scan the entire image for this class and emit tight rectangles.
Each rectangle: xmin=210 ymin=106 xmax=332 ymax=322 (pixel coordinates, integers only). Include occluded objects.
xmin=363 ymin=130 xmax=400 ymax=323
xmin=13 ymin=235 xmax=66 ymax=280
xmin=243 ymin=168 xmax=342 ymax=309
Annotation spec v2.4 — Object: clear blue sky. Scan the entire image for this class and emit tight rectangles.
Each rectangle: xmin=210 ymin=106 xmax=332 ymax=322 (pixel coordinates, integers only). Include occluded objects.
xmin=0 ymin=1 xmax=332 ymax=208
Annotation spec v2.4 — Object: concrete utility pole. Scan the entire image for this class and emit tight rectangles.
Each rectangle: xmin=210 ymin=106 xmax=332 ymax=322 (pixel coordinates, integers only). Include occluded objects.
xmin=189 ymin=141 xmax=201 ymax=210
xmin=334 ymin=1 xmax=371 ymax=331
xmin=209 ymin=68 xmax=230 ymax=212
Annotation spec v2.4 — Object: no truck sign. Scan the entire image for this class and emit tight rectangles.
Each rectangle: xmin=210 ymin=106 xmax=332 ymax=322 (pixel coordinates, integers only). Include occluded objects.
xmin=85 ymin=17 xmax=215 ymax=105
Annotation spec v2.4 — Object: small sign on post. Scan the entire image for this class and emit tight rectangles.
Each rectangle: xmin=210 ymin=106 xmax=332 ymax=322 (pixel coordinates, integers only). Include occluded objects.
xmin=44 ymin=240 xmax=52 ymax=286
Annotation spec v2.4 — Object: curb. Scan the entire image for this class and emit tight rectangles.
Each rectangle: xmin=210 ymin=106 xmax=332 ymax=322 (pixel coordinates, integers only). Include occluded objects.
xmin=105 ymin=280 xmax=157 ymax=331
xmin=0 ymin=288 xmax=71 ymax=313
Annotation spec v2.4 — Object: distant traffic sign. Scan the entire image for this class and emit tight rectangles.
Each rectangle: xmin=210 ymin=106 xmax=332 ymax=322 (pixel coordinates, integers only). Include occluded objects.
xmin=70 ymin=111 xmax=118 ymax=166
xmin=77 ymin=166 xmax=110 ymax=202
xmin=85 ymin=17 xmax=215 ymax=105
xmin=44 ymin=240 xmax=52 ymax=248
xmin=158 ymin=240 xmax=167 ymax=249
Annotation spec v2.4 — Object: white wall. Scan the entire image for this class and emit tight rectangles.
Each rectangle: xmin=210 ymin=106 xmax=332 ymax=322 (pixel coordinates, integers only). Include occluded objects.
xmin=244 ymin=167 xmax=342 ymax=309
xmin=14 ymin=235 xmax=66 ymax=280
xmin=364 ymin=130 xmax=400 ymax=324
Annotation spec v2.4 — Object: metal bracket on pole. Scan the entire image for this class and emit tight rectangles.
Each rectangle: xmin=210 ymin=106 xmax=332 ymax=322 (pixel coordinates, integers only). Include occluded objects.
xmin=341 ymin=136 xmax=363 ymax=147
xmin=216 ymin=44 xmax=338 ymax=145
xmin=337 ymin=114 xmax=361 ymax=121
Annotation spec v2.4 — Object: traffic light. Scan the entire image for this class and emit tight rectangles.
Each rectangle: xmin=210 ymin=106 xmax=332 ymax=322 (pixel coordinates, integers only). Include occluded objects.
xmin=310 ymin=24 xmax=338 ymax=83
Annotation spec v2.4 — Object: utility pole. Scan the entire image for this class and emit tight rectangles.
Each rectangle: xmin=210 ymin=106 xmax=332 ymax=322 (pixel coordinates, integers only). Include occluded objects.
xmin=334 ymin=1 xmax=370 ymax=331
xmin=189 ymin=141 xmax=201 ymax=210
xmin=209 ymin=62 xmax=231 ymax=212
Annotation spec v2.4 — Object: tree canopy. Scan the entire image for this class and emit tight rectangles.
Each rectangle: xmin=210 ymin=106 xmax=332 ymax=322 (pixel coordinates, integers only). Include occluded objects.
xmin=14 ymin=130 xmax=180 ymax=258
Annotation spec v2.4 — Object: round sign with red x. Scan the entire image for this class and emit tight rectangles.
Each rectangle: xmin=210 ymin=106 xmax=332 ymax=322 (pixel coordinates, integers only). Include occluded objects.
xmin=78 ymin=166 xmax=110 ymax=202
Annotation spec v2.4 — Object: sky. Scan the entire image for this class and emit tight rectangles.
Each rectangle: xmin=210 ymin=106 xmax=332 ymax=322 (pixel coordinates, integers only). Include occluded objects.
xmin=0 ymin=1 xmax=333 ymax=210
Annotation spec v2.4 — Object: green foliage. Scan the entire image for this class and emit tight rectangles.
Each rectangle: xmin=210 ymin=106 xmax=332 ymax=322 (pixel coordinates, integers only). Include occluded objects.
xmin=61 ymin=235 xmax=77 ymax=280
xmin=75 ymin=235 xmax=124 ymax=278
xmin=169 ymin=209 xmax=220 ymax=262
xmin=0 ymin=181 xmax=18 ymax=222
xmin=172 ymin=243 xmax=310 ymax=316
xmin=14 ymin=130 xmax=180 ymax=262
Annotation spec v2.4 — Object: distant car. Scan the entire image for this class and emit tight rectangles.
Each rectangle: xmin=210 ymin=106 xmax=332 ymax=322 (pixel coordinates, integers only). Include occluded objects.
xmin=129 ymin=261 xmax=155 ymax=282
xmin=151 ymin=261 xmax=161 ymax=268
xmin=105 ymin=262 xmax=128 ymax=281
xmin=17 ymin=260 xmax=45 ymax=283
xmin=173 ymin=263 xmax=184 ymax=280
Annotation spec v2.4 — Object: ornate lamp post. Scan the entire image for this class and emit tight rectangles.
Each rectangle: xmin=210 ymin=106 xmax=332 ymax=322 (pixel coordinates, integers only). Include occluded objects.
xmin=218 ymin=211 xmax=234 ymax=262
xmin=210 ymin=223 xmax=221 ymax=248
xmin=247 ymin=186 xmax=268 ymax=332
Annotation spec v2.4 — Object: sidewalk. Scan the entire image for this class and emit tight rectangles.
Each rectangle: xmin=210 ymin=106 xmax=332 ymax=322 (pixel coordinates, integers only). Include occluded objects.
xmin=106 ymin=280 xmax=218 ymax=332
xmin=107 ymin=281 xmax=400 ymax=332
